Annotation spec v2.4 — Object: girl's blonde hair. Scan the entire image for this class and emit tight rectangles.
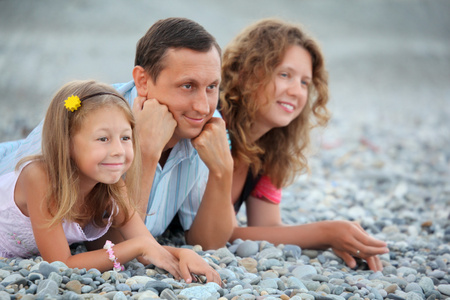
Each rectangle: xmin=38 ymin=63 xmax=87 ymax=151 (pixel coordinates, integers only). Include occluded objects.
xmin=220 ymin=18 xmax=330 ymax=188
xmin=20 ymin=80 xmax=141 ymax=228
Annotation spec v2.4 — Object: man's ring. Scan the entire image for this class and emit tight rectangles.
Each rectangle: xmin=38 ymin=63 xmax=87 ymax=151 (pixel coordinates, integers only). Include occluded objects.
xmin=356 ymin=250 xmax=360 ymax=256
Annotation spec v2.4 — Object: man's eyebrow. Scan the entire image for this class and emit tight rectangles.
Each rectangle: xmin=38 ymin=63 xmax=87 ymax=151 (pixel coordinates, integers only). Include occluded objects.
xmin=176 ymin=77 xmax=220 ymax=85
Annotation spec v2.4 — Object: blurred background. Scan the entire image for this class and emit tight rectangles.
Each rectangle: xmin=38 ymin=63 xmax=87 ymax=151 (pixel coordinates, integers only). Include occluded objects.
xmin=0 ymin=0 xmax=449 ymax=143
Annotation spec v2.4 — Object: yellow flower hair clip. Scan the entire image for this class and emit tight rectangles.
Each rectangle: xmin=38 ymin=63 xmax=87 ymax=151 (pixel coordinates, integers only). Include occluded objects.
xmin=64 ymin=95 xmax=81 ymax=112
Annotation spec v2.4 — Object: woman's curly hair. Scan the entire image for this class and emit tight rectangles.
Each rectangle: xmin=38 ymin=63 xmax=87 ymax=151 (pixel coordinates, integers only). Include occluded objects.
xmin=220 ymin=18 xmax=330 ymax=188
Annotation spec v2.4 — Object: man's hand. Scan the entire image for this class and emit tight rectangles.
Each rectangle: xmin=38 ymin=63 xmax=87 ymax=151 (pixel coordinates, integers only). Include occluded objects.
xmin=191 ymin=117 xmax=233 ymax=176
xmin=132 ymin=96 xmax=177 ymax=157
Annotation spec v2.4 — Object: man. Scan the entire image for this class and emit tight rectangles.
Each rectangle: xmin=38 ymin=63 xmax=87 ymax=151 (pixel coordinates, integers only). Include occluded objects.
xmin=0 ymin=17 xmax=234 ymax=249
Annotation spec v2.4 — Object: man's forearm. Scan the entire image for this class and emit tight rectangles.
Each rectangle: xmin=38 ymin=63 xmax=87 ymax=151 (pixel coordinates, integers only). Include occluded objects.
xmin=186 ymin=171 xmax=234 ymax=249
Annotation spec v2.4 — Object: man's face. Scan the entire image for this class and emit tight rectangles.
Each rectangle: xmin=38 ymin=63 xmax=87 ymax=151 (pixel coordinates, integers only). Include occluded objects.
xmin=146 ymin=47 xmax=221 ymax=143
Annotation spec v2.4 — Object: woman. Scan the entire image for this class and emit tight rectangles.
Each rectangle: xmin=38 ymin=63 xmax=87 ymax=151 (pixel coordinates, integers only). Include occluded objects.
xmin=219 ymin=18 xmax=388 ymax=271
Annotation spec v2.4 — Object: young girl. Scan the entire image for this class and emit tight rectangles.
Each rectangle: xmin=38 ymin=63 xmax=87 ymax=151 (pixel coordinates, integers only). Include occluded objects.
xmin=0 ymin=80 xmax=221 ymax=284
xmin=219 ymin=19 xmax=389 ymax=271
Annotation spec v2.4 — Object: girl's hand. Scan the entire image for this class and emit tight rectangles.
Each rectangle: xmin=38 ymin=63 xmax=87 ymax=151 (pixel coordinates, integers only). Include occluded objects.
xmin=139 ymin=239 xmax=183 ymax=280
xmin=177 ymin=248 xmax=222 ymax=286
xmin=326 ymin=220 xmax=389 ymax=272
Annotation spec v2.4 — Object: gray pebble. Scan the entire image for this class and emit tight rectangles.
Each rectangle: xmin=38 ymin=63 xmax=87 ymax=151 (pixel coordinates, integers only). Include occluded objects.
xmin=292 ymin=265 xmax=317 ymax=279
xmin=418 ymin=277 xmax=435 ymax=294
xmin=36 ymin=279 xmax=59 ymax=297
xmin=38 ymin=261 xmax=59 ymax=277
xmin=160 ymin=288 xmax=178 ymax=300
xmin=283 ymin=245 xmax=302 ymax=260
xmin=437 ymin=284 xmax=450 ymax=296
xmin=113 ymin=291 xmax=127 ymax=300
xmin=236 ymin=240 xmax=259 ymax=257
xmin=115 ymin=283 xmax=131 ymax=292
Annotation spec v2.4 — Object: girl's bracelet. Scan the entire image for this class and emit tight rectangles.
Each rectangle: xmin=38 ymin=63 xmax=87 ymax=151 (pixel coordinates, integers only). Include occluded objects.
xmin=103 ymin=240 xmax=124 ymax=272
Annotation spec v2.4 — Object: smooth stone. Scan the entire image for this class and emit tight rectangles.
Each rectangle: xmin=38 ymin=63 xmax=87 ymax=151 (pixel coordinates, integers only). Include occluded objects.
xmin=397 ymin=267 xmax=417 ymax=277
xmin=215 ymin=247 xmax=235 ymax=259
xmin=65 ymin=280 xmax=82 ymax=294
xmin=302 ymin=250 xmax=318 ymax=259
xmin=437 ymin=284 xmax=450 ymax=296
xmin=312 ymin=275 xmax=330 ymax=283
xmin=239 ymin=257 xmax=258 ymax=273
xmin=383 ymin=266 xmax=398 ymax=276
xmin=258 ymin=258 xmax=283 ymax=270
xmin=317 ymin=283 xmax=331 ymax=294
xmin=179 ymin=285 xmax=216 ymax=299
xmin=332 ymin=286 xmax=345 ymax=295
xmin=405 ymin=283 xmax=423 ymax=295
xmin=220 ymin=256 xmax=235 ymax=265
xmin=26 ymin=283 xmax=38 ymax=294
xmin=21 ymin=270 xmax=31 ymax=281
xmin=38 ymin=261 xmax=59 ymax=277
xmin=62 ymin=291 xmax=81 ymax=300
xmin=50 ymin=261 xmax=69 ymax=271
xmin=160 ymin=288 xmax=178 ymax=300
xmin=283 ymin=245 xmax=302 ymax=260
xmin=296 ymin=293 xmax=314 ymax=300
xmin=81 ymin=277 xmax=93 ymax=285
xmin=144 ymin=280 xmax=172 ymax=293
xmin=18 ymin=259 xmax=35 ymax=269
xmin=130 ymin=283 xmax=144 ymax=291
xmin=302 ymin=280 xmax=321 ymax=291
xmin=385 ymin=284 xmax=399 ymax=294
xmin=48 ymin=272 xmax=63 ymax=285
xmin=261 ymin=270 xmax=279 ymax=280
xmin=405 ymin=274 xmax=416 ymax=283
xmin=131 ymin=290 xmax=159 ymax=299
xmin=256 ymin=247 xmax=283 ymax=260
xmin=102 ymin=272 xmax=111 ymax=281
xmin=219 ymin=269 xmax=237 ymax=281
xmin=116 ymin=283 xmax=131 ymax=292
xmin=259 ymin=278 xmax=279 ymax=289
xmin=113 ymin=291 xmax=128 ymax=300
xmin=236 ymin=240 xmax=259 ymax=257
xmin=1 ymin=274 xmax=25 ymax=286
xmin=405 ymin=291 xmax=423 ymax=300
xmin=429 ymin=270 xmax=446 ymax=279
xmin=81 ymin=285 xmax=94 ymax=293
xmin=0 ymin=270 xmax=10 ymax=279
xmin=36 ymin=279 xmax=59 ymax=297
xmin=126 ymin=276 xmax=152 ymax=286
xmin=292 ymin=265 xmax=318 ymax=279
xmin=425 ymin=290 xmax=442 ymax=299
xmin=162 ymin=278 xmax=185 ymax=289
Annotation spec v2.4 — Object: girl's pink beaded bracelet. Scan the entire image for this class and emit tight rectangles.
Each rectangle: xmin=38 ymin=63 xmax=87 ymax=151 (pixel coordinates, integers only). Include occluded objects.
xmin=103 ymin=240 xmax=124 ymax=272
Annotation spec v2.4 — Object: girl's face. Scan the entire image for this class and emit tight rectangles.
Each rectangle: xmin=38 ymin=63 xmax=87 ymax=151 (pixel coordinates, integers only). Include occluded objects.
xmin=70 ymin=105 xmax=134 ymax=189
xmin=254 ymin=45 xmax=312 ymax=136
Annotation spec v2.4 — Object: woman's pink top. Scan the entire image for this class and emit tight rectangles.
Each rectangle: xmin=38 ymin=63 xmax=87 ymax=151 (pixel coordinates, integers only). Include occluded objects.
xmin=250 ymin=175 xmax=282 ymax=204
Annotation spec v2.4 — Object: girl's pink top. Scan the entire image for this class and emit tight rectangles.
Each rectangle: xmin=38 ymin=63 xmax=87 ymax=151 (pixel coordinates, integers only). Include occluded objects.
xmin=0 ymin=163 xmax=113 ymax=258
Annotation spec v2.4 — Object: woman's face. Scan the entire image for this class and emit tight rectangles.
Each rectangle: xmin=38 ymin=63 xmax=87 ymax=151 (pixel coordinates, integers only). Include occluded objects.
xmin=254 ymin=45 xmax=312 ymax=136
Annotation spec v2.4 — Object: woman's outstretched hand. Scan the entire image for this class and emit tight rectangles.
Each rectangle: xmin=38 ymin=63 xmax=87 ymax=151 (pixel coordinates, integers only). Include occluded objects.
xmin=326 ymin=220 xmax=389 ymax=272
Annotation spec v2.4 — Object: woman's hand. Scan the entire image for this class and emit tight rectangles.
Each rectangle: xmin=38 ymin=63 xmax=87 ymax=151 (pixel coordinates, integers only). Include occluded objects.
xmin=325 ymin=220 xmax=389 ymax=272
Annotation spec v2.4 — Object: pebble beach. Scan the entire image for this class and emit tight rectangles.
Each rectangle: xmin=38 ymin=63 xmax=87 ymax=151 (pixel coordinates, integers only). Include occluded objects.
xmin=0 ymin=1 xmax=449 ymax=299
xmin=0 ymin=105 xmax=449 ymax=299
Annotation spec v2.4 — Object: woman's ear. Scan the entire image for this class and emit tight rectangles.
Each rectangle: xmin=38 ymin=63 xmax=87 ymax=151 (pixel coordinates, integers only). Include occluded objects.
xmin=132 ymin=66 xmax=149 ymax=97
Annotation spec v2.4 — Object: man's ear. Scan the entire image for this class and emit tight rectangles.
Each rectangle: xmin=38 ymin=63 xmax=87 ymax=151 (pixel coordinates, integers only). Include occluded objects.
xmin=132 ymin=66 xmax=150 ymax=97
